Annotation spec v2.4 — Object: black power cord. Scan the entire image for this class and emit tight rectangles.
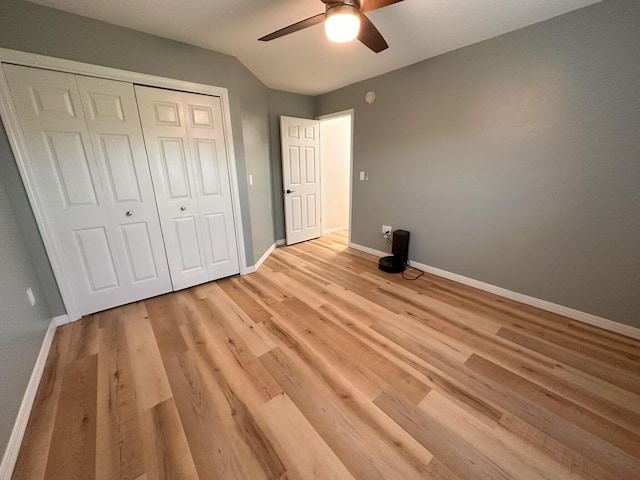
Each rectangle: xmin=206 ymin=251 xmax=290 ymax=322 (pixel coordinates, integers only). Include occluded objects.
xmin=402 ymin=264 xmax=424 ymax=281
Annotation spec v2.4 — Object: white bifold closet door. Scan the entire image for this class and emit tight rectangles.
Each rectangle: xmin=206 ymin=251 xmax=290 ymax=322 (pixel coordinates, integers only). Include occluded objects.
xmin=135 ymin=86 xmax=240 ymax=290
xmin=4 ymin=64 xmax=172 ymax=315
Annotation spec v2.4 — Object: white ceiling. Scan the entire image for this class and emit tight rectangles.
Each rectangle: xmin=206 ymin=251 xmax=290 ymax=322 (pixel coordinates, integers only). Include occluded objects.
xmin=27 ymin=0 xmax=602 ymax=95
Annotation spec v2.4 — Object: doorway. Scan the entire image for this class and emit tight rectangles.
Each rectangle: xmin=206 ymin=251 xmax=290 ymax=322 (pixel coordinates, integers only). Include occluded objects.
xmin=319 ymin=112 xmax=352 ymax=238
xmin=280 ymin=110 xmax=353 ymax=245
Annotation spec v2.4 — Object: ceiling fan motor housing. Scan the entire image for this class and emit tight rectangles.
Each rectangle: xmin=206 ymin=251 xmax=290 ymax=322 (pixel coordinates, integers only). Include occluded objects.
xmin=325 ymin=0 xmax=361 ymax=13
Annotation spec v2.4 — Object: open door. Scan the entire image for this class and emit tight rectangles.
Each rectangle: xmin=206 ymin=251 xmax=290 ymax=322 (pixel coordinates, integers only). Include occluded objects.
xmin=280 ymin=116 xmax=321 ymax=245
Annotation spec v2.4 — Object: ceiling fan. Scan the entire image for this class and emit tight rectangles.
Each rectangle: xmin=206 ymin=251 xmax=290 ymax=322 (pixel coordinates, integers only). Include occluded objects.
xmin=258 ymin=0 xmax=404 ymax=53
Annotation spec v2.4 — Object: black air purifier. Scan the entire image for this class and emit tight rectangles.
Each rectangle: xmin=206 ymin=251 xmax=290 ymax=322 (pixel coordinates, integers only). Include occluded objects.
xmin=379 ymin=230 xmax=410 ymax=273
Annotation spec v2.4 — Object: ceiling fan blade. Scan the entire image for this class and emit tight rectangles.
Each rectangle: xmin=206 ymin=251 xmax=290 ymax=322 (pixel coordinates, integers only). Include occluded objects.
xmin=258 ymin=13 xmax=325 ymax=42
xmin=360 ymin=0 xmax=404 ymax=14
xmin=358 ymin=13 xmax=388 ymax=52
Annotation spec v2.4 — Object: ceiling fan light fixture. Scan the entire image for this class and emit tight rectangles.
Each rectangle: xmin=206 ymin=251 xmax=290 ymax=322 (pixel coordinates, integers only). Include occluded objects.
xmin=324 ymin=4 xmax=361 ymax=43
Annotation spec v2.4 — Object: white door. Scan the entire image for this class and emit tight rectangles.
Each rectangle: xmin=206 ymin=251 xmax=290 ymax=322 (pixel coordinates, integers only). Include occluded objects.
xmin=280 ymin=116 xmax=321 ymax=245
xmin=135 ymin=86 xmax=240 ymax=290
xmin=4 ymin=65 xmax=172 ymax=315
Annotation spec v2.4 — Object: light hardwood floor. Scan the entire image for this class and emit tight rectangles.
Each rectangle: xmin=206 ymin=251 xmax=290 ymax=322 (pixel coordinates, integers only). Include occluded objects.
xmin=12 ymin=230 xmax=640 ymax=479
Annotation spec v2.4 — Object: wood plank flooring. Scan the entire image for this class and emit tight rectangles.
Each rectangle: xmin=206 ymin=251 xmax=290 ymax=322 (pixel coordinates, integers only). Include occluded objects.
xmin=12 ymin=230 xmax=640 ymax=479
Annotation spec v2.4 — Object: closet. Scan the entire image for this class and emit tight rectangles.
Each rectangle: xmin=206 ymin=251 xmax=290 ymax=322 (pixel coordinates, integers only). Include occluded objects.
xmin=4 ymin=64 xmax=240 ymax=316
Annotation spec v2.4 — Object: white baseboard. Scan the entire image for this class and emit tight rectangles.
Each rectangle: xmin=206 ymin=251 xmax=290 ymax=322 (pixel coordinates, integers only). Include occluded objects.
xmin=53 ymin=314 xmax=71 ymax=326
xmin=246 ymin=242 xmax=279 ymax=274
xmin=323 ymin=225 xmax=349 ymax=235
xmin=348 ymin=242 xmax=388 ymax=258
xmin=348 ymin=242 xmax=640 ymax=340
xmin=276 ymin=239 xmax=286 ymax=246
xmin=0 ymin=314 xmax=67 ymax=480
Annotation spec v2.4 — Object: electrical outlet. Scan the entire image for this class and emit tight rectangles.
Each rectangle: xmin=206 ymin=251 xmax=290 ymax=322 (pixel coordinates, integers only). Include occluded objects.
xmin=382 ymin=225 xmax=392 ymax=236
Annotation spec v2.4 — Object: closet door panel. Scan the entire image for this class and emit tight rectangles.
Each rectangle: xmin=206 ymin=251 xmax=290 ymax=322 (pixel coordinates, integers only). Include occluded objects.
xmin=158 ymin=137 xmax=191 ymax=199
xmin=182 ymin=92 xmax=240 ymax=280
xmin=44 ymin=130 xmax=99 ymax=206
xmin=74 ymin=226 xmax=120 ymax=292
xmin=173 ymin=216 xmax=205 ymax=271
xmin=5 ymin=67 xmax=104 ymax=218
xmin=136 ymin=85 xmax=239 ymax=289
xmin=119 ymin=222 xmax=160 ymax=283
xmin=205 ymin=213 xmax=231 ymax=264
xmin=5 ymin=65 xmax=118 ymax=314
xmin=194 ymin=139 xmax=222 ymax=196
xmin=5 ymin=65 xmax=171 ymax=315
xmin=135 ymin=85 xmax=208 ymax=290
xmin=96 ymin=134 xmax=141 ymax=202
xmin=77 ymin=75 xmax=172 ymax=301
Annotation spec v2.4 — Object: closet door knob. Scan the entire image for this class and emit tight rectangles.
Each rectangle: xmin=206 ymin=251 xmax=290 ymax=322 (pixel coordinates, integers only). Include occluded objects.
xmin=286 ymin=189 xmax=295 ymax=194
xmin=180 ymin=206 xmax=187 ymax=211
xmin=125 ymin=211 xmax=133 ymax=217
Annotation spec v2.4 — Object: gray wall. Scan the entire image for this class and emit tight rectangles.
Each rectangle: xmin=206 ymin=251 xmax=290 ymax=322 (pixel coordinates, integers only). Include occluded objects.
xmin=267 ymin=90 xmax=316 ymax=241
xmin=316 ymin=0 xmax=640 ymax=328
xmin=0 ymin=0 xmax=280 ymax=268
xmin=0 ymin=118 xmax=52 ymax=456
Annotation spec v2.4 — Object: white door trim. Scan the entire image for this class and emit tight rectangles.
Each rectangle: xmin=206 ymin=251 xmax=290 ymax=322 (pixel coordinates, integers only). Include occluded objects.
xmin=0 ymin=47 xmax=248 ymax=321
xmin=316 ymin=109 xmax=354 ymax=245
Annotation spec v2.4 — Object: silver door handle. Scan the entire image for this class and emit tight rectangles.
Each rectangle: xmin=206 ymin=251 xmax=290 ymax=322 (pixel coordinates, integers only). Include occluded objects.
xmin=125 ymin=211 xmax=133 ymax=217
xmin=180 ymin=206 xmax=187 ymax=211
xmin=286 ymin=189 xmax=295 ymax=194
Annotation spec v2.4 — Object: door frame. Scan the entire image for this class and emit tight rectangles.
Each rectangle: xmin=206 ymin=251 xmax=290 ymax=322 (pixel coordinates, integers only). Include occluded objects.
xmin=0 ymin=47 xmax=248 ymax=321
xmin=316 ymin=109 xmax=354 ymax=245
